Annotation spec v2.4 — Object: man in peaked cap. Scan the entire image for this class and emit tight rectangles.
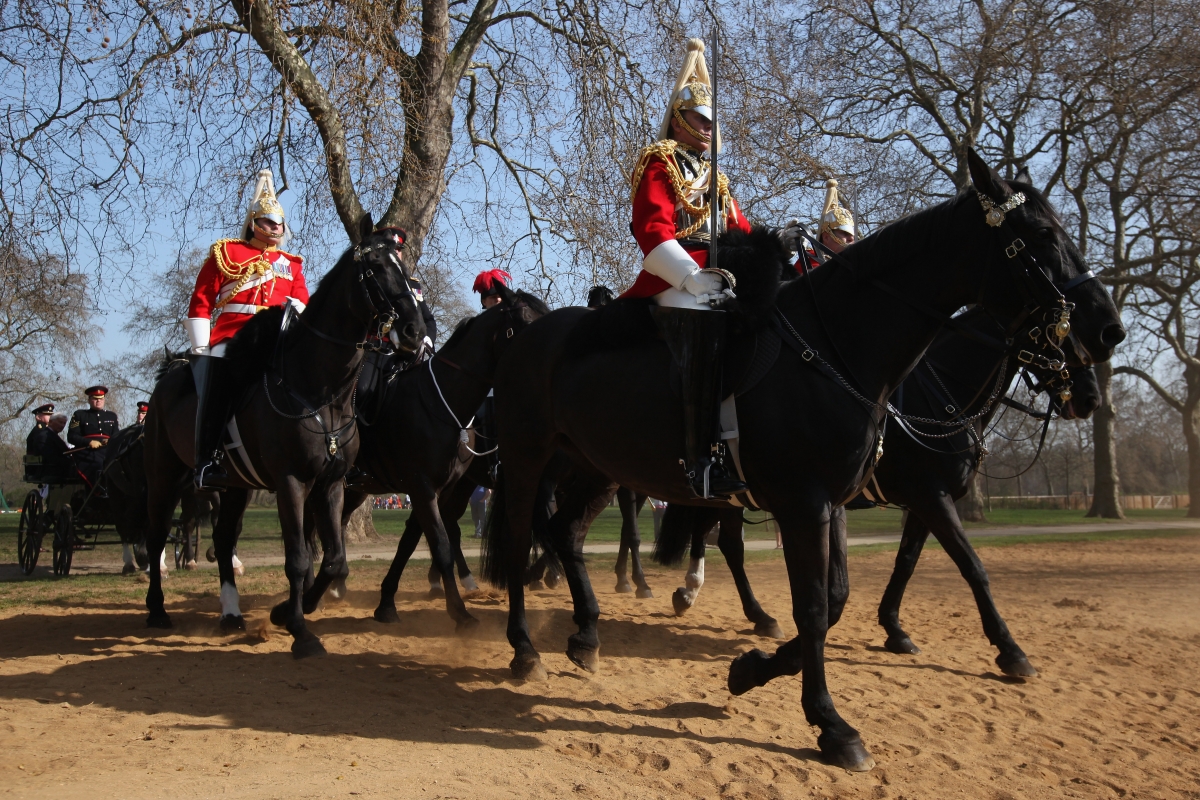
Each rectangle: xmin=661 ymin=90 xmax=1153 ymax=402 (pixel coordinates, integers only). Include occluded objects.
xmin=68 ymin=386 xmax=120 ymax=489
xmin=185 ymin=169 xmax=309 ymax=490
xmin=26 ymin=403 xmax=70 ymax=483
xmin=135 ymin=401 xmax=149 ymax=426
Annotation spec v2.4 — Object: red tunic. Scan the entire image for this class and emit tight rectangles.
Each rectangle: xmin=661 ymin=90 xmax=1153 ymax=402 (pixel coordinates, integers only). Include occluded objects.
xmin=188 ymin=239 xmax=309 ymax=345
xmin=622 ymin=156 xmax=752 ymax=299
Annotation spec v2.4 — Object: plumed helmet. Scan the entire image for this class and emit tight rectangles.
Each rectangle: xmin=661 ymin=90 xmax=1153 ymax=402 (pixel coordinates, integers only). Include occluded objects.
xmin=658 ymin=38 xmax=722 ymax=152
xmin=472 ymin=269 xmax=511 ymax=298
xmin=241 ymin=169 xmax=288 ymax=241
xmin=818 ymin=179 xmax=855 ymax=238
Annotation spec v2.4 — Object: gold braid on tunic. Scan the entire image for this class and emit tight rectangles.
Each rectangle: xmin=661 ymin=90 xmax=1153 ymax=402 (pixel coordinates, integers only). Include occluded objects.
xmin=208 ymin=239 xmax=276 ymax=312
xmin=629 ymin=140 xmax=733 ymax=240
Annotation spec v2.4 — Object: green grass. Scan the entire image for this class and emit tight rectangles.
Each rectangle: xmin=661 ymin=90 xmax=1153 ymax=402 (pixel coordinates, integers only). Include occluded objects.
xmin=0 ymin=502 xmax=1193 ymax=570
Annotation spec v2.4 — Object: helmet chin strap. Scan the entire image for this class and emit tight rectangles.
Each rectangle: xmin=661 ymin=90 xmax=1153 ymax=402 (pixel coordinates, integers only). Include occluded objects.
xmin=673 ymin=108 xmax=712 ymax=145
xmin=251 ymin=219 xmax=285 ymax=248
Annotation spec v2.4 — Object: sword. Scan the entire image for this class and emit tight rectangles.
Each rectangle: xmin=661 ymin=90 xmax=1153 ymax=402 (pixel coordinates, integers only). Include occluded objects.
xmin=708 ymin=23 xmax=719 ymax=279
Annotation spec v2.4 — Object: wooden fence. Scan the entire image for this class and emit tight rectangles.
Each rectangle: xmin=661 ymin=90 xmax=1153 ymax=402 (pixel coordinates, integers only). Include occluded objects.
xmin=987 ymin=493 xmax=1189 ymax=510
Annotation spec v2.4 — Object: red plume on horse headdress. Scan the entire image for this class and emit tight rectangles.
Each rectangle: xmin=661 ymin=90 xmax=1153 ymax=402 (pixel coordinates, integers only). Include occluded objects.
xmin=472 ymin=269 xmax=511 ymax=295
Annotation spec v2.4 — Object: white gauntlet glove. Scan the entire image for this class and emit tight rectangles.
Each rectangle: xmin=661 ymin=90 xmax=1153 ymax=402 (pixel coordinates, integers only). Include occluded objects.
xmin=184 ymin=318 xmax=211 ymax=356
xmin=681 ymin=269 xmax=725 ymax=298
xmin=777 ymin=218 xmax=804 ymax=256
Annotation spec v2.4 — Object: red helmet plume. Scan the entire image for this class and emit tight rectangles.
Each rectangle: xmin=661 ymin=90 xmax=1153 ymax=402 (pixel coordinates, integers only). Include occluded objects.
xmin=472 ymin=269 xmax=511 ymax=295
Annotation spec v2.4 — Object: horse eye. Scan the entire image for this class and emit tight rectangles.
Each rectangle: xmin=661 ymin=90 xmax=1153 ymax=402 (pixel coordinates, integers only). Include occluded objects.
xmin=1037 ymin=227 xmax=1055 ymax=240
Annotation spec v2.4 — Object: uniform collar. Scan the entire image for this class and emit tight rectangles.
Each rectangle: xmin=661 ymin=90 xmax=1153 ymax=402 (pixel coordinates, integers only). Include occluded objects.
xmin=243 ymin=237 xmax=278 ymax=252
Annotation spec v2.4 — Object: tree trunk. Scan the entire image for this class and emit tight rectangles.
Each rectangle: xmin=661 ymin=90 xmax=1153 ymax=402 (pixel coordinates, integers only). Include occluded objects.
xmin=344 ymin=500 xmax=379 ymax=544
xmin=955 ymin=473 xmax=987 ymax=522
xmin=1087 ymin=361 xmax=1125 ymax=519
xmin=1183 ymin=387 xmax=1200 ymax=519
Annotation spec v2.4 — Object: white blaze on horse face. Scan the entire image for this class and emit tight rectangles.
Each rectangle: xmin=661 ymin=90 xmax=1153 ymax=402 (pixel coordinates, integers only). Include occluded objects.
xmin=680 ymin=556 xmax=706 ymax=605
xmin=220 ymin=582 xmax=242 ymax=619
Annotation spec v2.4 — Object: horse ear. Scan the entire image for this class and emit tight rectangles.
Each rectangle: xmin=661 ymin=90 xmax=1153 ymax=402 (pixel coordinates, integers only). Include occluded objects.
xmin=967 ymin=147 xmax=1007 ymax=199
xmin=358 ymin=213 xmax=374 ymax=242
xmin=1013 ymin=164 xmax=1033 ymax=187
xmin=495 ymin=282 xmax=517 ymax=306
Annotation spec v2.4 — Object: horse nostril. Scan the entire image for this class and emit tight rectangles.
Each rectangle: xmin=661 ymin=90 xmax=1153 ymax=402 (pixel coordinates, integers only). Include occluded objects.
xmin=402 ymin=323 xmax=419 ymax=340
xmin=1100 ymin=323 xmax=1126 ymax=348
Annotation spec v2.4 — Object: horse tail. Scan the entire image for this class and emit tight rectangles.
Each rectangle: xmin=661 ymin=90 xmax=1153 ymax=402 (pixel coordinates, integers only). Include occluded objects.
xmin=480 ymin=469 xmax=509 ymax=589
xmin=653 ymin=504 xmax=717 ymax=566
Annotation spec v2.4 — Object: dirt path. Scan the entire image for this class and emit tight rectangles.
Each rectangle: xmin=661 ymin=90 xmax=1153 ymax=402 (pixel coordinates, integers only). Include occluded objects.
xmin=1 ymin=536 xmax=1198 ymax=799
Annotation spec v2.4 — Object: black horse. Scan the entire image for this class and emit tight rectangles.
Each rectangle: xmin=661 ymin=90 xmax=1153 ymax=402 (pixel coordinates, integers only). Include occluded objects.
xmin=322 ymin=283 xmax=547 ymax=630
xmin=659 ymin=307 xmax=1104 ymax=676
xmin=142 ymin=219 xmax=426 ymax=657
xmin=481 ymin=150 xmax=1124 ymax=770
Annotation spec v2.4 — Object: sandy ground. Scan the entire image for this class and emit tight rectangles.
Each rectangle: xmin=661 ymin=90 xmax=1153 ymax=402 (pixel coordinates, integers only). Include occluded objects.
xmin=1 ymin=536 xmax=1198 ymax=799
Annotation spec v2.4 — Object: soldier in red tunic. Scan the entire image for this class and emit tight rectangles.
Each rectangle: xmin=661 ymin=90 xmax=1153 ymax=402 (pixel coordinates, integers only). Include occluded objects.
xmin=185 ymin=169 xmax=309 ymax=489
xmin=622 ymin=38 xmax=803 ymax=499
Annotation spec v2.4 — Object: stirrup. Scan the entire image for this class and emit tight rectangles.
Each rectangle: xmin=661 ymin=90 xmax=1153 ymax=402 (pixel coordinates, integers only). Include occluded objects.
xmin=687 ymin=460 xmax=747 ymax=501
xmin=195 ymin=460 xmax=232 ymax=491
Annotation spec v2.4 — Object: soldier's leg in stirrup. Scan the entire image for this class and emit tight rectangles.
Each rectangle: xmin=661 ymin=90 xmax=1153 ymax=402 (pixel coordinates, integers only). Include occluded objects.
xmin=191 ymin=353 xmax=233 ymax=491
xmin=653 ymin=306 xmax=747 ymax=500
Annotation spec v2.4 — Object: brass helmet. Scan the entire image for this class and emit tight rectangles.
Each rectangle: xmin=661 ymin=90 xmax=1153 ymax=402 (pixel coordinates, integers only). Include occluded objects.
xmin=818 ymin=179 xmax=855 ymax=238
xmin=240 ymin=169 xmax=287 ymax=241
xmin=657 ymin=38 xmax=721 ymax=152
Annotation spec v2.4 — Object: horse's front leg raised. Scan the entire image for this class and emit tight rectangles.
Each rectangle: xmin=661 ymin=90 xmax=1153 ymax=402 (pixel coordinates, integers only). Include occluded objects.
xmin=412 ymin=492 xmax=479 ymax=633
xmin=728 ymin=496 xmax=874 ymax=771
xmin=716 ymin=508 xmax=784 ymax=638
xmin=212 ymin=488 xmax=251 ymax=631
xmin=268 ymin=477 xmax=324 ymax=658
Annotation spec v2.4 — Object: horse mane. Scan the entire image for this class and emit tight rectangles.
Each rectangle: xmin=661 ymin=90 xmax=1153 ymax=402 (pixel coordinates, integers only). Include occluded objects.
xmin=156 ymin=349 xmax=191 ymax=381
xmin=565 ymin=224 xmax=790 ymax=361
xmin=439 ymin=289 xmax=551 ymax=353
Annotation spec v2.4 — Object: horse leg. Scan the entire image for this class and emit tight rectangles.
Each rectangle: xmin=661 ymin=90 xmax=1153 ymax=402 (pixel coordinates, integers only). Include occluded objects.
xmin=435 ymin=480 xmax=478 ymax=591
xmin=717 ymin=508 xmax=783 ymax=638
xmin=911 ymin=493 xmax=1038 ymax=677
xmin=828 ymin=505 xmax=849 ymax=628
xmin=552 ymin=477 xmax=617 ymax=673
xmin=878 ymin=510 xmax=931 ymax=655
xmin=614 ymin=487 xmax=634 ymax=593
xmin=374 ymin=512 xmax=425 ymax=624
xmin=412 ymin=493 xmax=479 ymax=633
xmin=728 ymin=497 xmax=874 ymax=771
xmin=498 ymin=463 xmax=556 ymax=681
xmin=268 ymin=478 xmax=324 ymax=658
xmin=300 ymin=481 xmax=350 ymax=617
xmin=212 ymin=488 xmax=251 ymax=632
xmin=180 ymin=488 xmax=199 ymax=569
xmin=144 ymin=474 xmax=187 ymax=629
xmin=672 ymin=520 xmax=710 ymax=616
xmin=628 ymin=493 xmax=653 ymax=598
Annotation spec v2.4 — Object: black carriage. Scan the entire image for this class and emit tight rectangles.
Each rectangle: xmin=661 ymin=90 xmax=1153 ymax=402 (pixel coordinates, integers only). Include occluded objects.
xmin=17 ymin=440 xmax=195 ymax=577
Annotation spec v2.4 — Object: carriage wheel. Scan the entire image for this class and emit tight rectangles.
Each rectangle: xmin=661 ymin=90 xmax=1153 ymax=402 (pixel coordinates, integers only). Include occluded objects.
xmin=17 ymin=490 xmax=45 ymax=575
xmin=52 ymin=505 xmax=74 ymax=577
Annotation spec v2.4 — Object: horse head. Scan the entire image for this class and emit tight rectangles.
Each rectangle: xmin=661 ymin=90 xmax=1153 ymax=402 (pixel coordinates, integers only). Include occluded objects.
xmin=966 ymin=149 xmax=1125 ymax=366
xmin=347 ymin=214 xmax=426 ymax=354
xmin=437 ymin=281 xmax=550 ymax=382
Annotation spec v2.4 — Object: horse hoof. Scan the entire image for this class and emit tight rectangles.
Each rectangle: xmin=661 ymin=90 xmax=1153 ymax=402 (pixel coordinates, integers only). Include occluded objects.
xmin=269 ymin=602 xmax=290 ymax=627
xmin=122 ymin=563 xmax=137 ymax=575
xmin=205 ymin=546 xmax=217 ymax=563
xmin=635 ymin=587 xmax=655 ymax=599
xmin=997 ymin=653 xmax=1038 ymax=678
xmin=614 ymin=581 xmax=634 ymax=594
xmin=373 ymin=605 xmax=401 ymax=624
xmin=727 ymin=649 xmax=771 ymax=696
xmin=219 ymin=615 xmax=246 ymax=633
xmin=510 ymin=654 xmax=548 ymax=682
xmin=428 ymin=584 xmax=445 ymax=599
xmin=455 ymin=616 xmax=481 ymax=636
xmin=328 ymin=578 xmax=347 ymax=600
xmin=567 ymin=637 xmax=600 ymax=673
xmin=885 ymin=635 xmax=920 ymax=655
xmin=545 ymin=573 xmax=562 ymax=590
xmin=460 ymin=575 xmax=479 ymax=592
xmin=755 ymin=620 xmax=786 ymax=639
xmin=527 ymin=579 xmax=546 ymax=592
xmin=184 ymin=560 xmax=197 ymax=570
xmin=671 ymin=588 xmax=693 ymax=616
xmin=819 ymin=735 xmax=875 ymax=772
xmin=145 ymin=611 xmax=173 ymax=630
xmin=291 ymin=634 xmax=327 ymax=660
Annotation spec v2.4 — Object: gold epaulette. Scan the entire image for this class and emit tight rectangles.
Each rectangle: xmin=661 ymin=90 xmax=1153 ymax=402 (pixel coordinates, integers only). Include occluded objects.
xmin=628 ymin=139 xmax=735 ymax=240
xmin=210 ymin=238 xmax=272 ymax=282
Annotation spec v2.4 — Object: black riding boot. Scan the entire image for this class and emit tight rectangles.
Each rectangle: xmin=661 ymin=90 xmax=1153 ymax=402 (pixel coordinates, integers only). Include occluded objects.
xmin=191 ymin=354 xmax=233 ymax=491
xmin=653 ymin=307 xmax=748 ymax=500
